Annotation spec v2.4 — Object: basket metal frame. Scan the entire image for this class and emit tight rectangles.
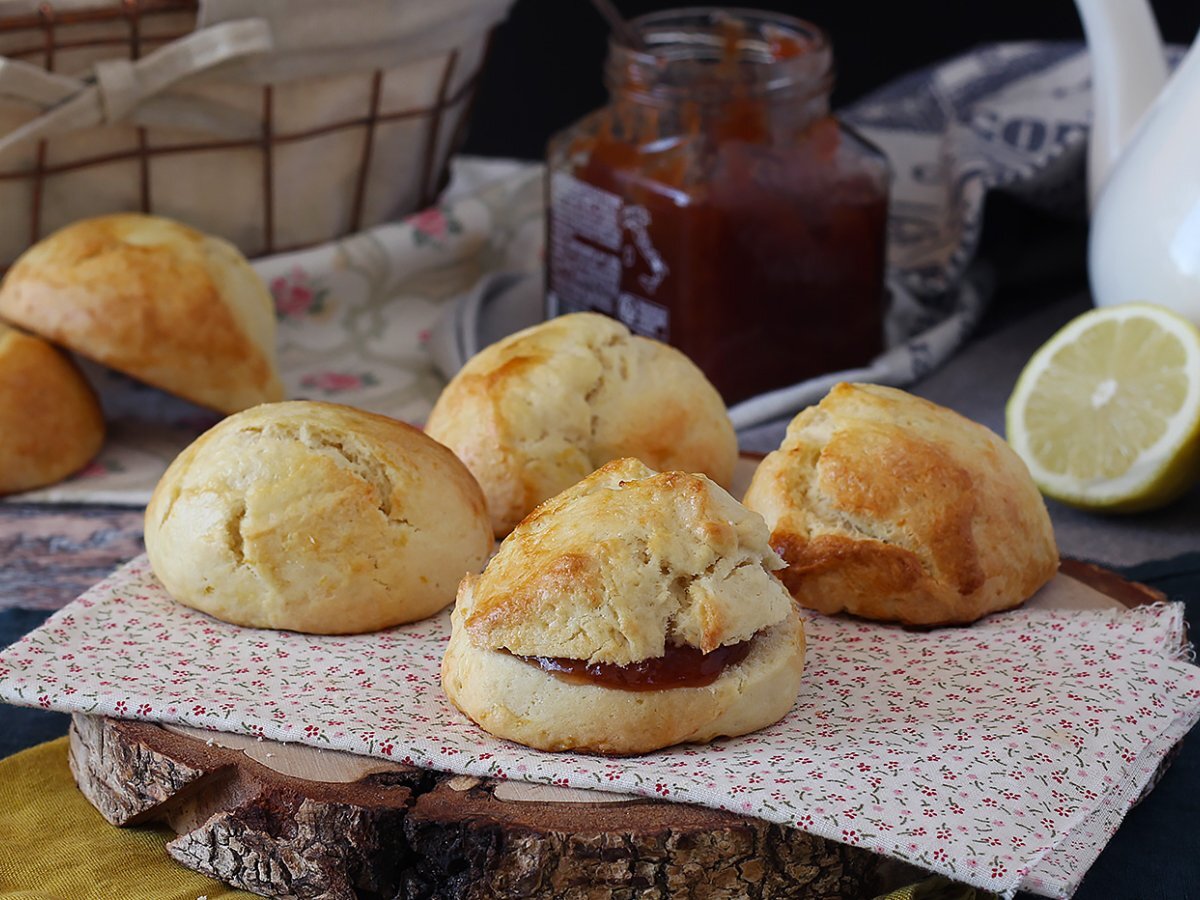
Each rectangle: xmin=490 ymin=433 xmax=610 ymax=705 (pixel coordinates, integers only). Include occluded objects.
xmin=0 ymin=0 xmax=490 ymax=256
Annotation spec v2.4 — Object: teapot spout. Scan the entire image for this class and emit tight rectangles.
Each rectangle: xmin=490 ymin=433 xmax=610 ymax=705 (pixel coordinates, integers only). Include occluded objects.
xmin=1075 ymin=0 xmax=1168 ymax=208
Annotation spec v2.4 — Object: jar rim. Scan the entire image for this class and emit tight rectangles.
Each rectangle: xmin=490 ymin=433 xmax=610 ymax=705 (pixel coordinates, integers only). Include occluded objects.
xmin=605 ymin=6 xmax=834 ymax=101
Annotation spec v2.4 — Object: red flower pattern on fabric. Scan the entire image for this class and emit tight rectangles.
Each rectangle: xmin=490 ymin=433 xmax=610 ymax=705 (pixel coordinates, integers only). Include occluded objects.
xmin=0 ymin=557 xmax=1196 ymax=899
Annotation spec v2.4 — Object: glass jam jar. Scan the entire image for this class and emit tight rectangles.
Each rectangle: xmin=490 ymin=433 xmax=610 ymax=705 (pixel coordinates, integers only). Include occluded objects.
xmin=545 ymin=8 xmax=890 ymax=405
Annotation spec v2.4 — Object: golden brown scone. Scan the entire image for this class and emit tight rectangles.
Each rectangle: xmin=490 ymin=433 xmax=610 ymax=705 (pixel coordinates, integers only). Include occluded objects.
xmin=144 ymin=401 xmax=493 ymax=634
xmin=0 ymin=213 xmax=284 ymax=414
xmin=743 ymin=382 xmax=1058 ymax=626
xmin=425 ymin=313 xmax=737 ymax=536
xmin=442 ymin=457 xmax=805 ymax=754
xmin=0 ymin=322 xmax=104 ymax=494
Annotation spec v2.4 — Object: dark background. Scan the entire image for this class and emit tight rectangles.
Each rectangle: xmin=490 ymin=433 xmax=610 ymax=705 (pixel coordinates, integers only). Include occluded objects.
xmin=461 ymin=0 xmax=1200 ymax=338
xmin=462 ymin=0 xmax=1200 ymax=160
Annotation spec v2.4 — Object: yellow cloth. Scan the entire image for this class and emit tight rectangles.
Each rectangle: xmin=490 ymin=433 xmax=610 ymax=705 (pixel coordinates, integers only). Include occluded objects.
xmin=0 ymin=737 xmax=255 ymax=900
xmin=0 ymin=737 xmax=992 ymax=900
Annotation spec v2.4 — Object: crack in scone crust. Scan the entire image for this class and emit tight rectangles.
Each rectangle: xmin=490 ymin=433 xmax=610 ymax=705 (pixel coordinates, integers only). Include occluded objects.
xmin=143 ymin=401 xmax=493 ymax=634
xmin=742 ymin=382 xmax=1058 ymax=625
xmin=458 ymin=458 xmax=794 ymax=666
xmin=423 ymin=313 xmax=737 ymax=535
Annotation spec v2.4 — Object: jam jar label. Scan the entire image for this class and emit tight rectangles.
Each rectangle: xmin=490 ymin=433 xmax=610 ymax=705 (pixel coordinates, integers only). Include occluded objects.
xmin=546 ymin=171 xmax=670 ymax=340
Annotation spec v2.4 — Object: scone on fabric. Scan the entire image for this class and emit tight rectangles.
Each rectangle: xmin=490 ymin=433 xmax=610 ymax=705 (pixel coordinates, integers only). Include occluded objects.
xmin=144 ymin=401 xmax=492 ymax=634
xmin=0 ymin=213 xmax=284 ymax=415
xmin=424 ymin=313 xmax=737 ymax=536
xmin=743 ymin=382 xmax=1058 ymax=626
xmin=442 ymin=457 xmax=805 ymax=754
xmin=0 ymin=322 xmax=104 ymax=495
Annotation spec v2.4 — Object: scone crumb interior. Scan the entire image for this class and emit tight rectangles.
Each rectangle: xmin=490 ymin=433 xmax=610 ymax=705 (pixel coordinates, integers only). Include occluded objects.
xmin=441 ymin=457 xmax=806 ymax=754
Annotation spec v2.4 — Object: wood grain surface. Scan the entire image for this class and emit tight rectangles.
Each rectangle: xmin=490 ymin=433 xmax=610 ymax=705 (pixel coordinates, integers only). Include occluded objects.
xmin=71 ymin=715 xmax=909 ymax=900
xmin=0 ymin=504 xmax=142 ymax=610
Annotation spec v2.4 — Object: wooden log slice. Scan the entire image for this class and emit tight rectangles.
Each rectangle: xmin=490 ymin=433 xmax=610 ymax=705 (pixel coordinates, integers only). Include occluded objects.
xmin=68 ymin=715 xmax=914 ymax=900
xmin=402 ymin=776 xmax=908 ymax=900
xmin=68 ymin=715 xmax=432 ymax=900
xmin=66 ymin=563 xmax=1169 ymax=899
xmin=1058 ymin=557 xmax=1167 ymax=609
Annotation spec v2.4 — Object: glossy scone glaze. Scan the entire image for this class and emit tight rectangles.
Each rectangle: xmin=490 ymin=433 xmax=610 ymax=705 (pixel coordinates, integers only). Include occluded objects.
xmin=743 ymin=383 xmax=1059 ymax=625
xmin=424 ymin=313 xmax=737 ymax=536
xmin=0 ymin=214 xmax=283 ymax=414
xmin=0 ymin=322 xmax=104 ymax=494
xmin=144 ymin=401 xmax=493 ymax=634
xmin=442 ymin=457 xmax=805 ymax=753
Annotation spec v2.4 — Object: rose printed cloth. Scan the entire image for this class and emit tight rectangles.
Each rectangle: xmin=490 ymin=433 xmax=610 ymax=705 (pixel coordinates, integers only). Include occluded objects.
xmin=1 ymin=557 xmax=1197 ymax=899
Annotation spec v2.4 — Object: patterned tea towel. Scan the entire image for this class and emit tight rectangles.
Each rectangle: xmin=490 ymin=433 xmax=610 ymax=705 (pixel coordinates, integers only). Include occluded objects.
xmin=429 ymin=41 xmax=1100 ymax=430
xmin=1 ymin=558 xmax=1198 ymax=899
xmin=9 ymin=41 xmax=1103 ymax=506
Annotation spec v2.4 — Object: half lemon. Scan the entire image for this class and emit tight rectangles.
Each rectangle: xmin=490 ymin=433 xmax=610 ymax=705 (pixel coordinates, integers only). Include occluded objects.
xmin=1006 ymin=302 xmax=1200 ymax=512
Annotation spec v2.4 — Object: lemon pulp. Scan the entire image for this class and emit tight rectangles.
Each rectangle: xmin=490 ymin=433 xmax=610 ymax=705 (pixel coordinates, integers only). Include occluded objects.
xmin=1006 ymin=303 xmax=1200 ymax=512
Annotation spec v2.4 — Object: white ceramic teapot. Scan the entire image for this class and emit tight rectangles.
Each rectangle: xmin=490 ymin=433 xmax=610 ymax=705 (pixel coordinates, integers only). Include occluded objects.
xmin=1076 ymin=0 xmax=1200 ymax=325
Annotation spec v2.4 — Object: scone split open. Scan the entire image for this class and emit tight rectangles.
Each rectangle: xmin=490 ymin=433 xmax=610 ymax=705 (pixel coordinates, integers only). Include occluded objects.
xmin=441 ymin=457 xmax=806 ymax=754
xmin=512 ymin=638 xmax=752 ymax=690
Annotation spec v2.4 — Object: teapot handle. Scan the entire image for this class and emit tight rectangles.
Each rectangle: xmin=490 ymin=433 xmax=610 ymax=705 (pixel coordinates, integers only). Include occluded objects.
xmin=1074 ymin=0 xmax=1168 ymax=209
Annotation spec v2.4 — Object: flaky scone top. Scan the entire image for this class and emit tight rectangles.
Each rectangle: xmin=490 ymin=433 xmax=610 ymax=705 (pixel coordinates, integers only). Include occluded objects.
xmin=0 ymin=213 xmax=283 ymax=414
xmin=424 ymin=312 xmax=737 ymax=536
xmin=742 ymin=382 xmax=1058 ymax=625
xmin=457 ymin=457 xmax=793 ymax=666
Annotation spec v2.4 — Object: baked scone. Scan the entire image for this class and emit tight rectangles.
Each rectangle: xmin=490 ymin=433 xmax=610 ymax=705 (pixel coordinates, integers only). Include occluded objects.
xmin=0 ymin=213 xmax=284 ymax=414
xmin=743 ymin=382 xmax=1058 ymax=626
xmin=144 ymin=401 xmax=492 ymax=634
xmin=0 ymin=322 xmax=104 ymax=494
xmin=442 ymin=457 xmax=804 ymax=754
xmin=425 ymin=313 xmax=737 ymax=536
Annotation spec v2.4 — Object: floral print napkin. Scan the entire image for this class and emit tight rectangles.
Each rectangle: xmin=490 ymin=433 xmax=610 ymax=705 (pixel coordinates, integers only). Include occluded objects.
xmin=1 ymin=556 xmax=1197 ymax=899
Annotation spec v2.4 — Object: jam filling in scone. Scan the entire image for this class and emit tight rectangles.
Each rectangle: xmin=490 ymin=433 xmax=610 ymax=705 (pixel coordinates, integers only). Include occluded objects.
xmin=512 ymin=639 xmax=754 ymax=691
xmin=441 ymin=457 xmax=805 ymax=754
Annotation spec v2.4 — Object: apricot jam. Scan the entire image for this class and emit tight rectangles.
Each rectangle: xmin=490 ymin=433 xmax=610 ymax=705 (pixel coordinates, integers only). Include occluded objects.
xmin=545 ymin=9 xmax=889 ymax=405
xmin=517 ymin=639 xmax=753 ymax=691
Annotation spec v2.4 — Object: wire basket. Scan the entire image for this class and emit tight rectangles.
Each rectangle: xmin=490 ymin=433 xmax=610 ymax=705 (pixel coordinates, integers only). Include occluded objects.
xmin=0 ymin=0 xmax=513 ymax=264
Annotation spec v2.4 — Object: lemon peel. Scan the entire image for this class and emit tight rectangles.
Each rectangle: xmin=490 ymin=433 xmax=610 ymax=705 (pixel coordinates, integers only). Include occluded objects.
xmin=1006 ymin=302 xmax=1200 ymax=513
